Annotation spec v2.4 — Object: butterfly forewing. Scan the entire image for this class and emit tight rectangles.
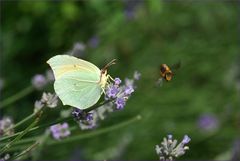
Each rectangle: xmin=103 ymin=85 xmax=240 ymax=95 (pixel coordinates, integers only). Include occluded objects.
xmin=47 ymin=55 xmax=100 ymax=80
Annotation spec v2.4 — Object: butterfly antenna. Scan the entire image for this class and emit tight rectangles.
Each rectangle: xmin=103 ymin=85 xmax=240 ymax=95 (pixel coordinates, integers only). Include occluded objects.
xmin=102 ymin=59 xmax=117 ymax=72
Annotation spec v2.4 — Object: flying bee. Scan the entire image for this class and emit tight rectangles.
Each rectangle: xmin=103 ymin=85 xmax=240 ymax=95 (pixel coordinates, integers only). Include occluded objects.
xmin=160 ymin=64 xmax=173 ymax=81
xmin=156 ymin=61 xmax=181 ymax=86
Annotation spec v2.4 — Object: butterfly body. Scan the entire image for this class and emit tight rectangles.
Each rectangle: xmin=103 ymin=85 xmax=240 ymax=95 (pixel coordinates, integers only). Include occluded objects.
xmin=47 ymin=55 xmax=111 ymax=110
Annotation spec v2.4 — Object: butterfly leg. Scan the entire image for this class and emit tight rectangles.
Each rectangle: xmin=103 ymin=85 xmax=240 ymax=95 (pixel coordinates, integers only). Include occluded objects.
xmin=101 ymin=87 xmax=106 ymax=94
xmin=108 ymin=75 xmax=114 ymax=81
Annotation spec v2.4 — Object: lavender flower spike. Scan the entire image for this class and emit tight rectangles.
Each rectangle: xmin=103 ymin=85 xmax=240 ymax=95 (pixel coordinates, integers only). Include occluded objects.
xmin=41 ymin=92 xmax=58 ymax=108
xmin=31 ymin=74 xmax=47 ymax=90
xmin=50 ymin=123 xmax=70 ymax=140
xmin=155 ymin=134 xmax=191 ymax=161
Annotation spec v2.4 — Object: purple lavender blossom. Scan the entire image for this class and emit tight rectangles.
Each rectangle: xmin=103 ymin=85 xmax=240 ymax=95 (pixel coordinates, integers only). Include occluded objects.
xmin=50 ymin=122 xmax=70 ymax=140
xmin=86 ymin=113 xmax=93 ymax=122
xmin=31 ymin=74 xmax=47 ymax=90
xmin=104 ymin=74 xmax=140 ymax=110
xmin=115 ymin=97 xmax=126 ymax=110
xmin=88 ymin=36 xmax=99 ymax=48
xmin=106 ymin=85 xmax=119 ymax=98
xmin=72 ymin=108 xmax=97 ymax=130
xmin=124 ymin=85 xmax=134 ymax=95
xmin=72 ymin=108 xmax=83 ymax=121
xmin=197 ymin=113 xmax=219 ymax=132
xmin=70 ymin=42 xmax=86 ymax=58
xmin=72 ymin=108 xmax=93 ymax=121
xmin=182 ymin=135 xmax=191 ymax=144
xmin=114 ymin=78 xmax=122 ymax=85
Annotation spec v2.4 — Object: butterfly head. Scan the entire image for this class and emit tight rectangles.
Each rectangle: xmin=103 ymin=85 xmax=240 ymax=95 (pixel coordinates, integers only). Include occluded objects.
xmin=99 ymin=69 xmax=108 ymax=88
xmin=99 ymin=59 xmax=117 ymax=88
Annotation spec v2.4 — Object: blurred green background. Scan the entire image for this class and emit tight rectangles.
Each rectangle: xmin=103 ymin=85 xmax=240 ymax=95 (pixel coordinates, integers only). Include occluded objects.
xmin=1 ymin=1 xmax=240 ymax=160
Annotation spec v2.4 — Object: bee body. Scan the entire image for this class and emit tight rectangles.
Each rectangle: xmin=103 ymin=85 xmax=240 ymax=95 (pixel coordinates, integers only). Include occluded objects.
xmin=160 ymin=64 xmax=173 ymax=81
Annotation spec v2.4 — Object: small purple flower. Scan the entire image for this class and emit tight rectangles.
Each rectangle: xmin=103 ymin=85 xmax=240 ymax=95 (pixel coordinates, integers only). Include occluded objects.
xmin=72 ymin=108 xmax=92 ymax=121
xmin=106 ymin=85 xmax=119 ymax=98
xmin=182 ymin=135 xmax=191 ymax=144
xmin=124 ymin=85 xmax=134 ymax=95
xmin=72 ymin=108 xmax=97 ymax=130
xmin=50 ymin=122 xmax=70 ymax=140
xmin=115 ymin=97 xmax=126 ymax=110
xmin=31 ymin=74 xmax=47 ymax=90
xmin=114 ymin=78 xmax=122 ymax=85
xmin=197 ymin=113 xmax=219 ymax=132
xmin=86 ymin=113 xmax=93 ymax=122
xmin=88 ymin=36 xmax=99 ymax=48
xmin=70 ymin=42 xmax=86 ymax=58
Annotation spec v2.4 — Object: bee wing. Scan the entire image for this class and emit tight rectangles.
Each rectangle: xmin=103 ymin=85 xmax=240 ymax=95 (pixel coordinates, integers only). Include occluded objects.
xmin=171 ymin=61 xmax=181 ymax=72
xmin=156 ymin=78 xmax=163 ymax=87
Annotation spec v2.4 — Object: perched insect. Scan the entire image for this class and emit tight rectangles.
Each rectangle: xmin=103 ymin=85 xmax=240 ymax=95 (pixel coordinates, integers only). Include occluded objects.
xmin=156 ymin=62 xmax=181 ymax=86
xmin=47 ymin=55 xmax=116 ymax=110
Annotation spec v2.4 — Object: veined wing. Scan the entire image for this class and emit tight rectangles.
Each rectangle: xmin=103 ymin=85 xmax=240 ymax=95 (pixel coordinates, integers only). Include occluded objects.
xmin=54 ymin=75 xmax=102 ymax=109
xmin=47 ymin=55 xmax=101 ymax=80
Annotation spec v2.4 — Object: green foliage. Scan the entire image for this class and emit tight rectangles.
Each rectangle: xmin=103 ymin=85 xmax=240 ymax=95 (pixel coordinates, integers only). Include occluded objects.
xmin=1 ymin=1 xmax=239 ymax=160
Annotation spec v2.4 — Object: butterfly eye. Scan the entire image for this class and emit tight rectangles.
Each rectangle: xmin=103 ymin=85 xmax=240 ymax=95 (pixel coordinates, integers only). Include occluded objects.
xmin=101 ymin=70 xmax=107 ymax=75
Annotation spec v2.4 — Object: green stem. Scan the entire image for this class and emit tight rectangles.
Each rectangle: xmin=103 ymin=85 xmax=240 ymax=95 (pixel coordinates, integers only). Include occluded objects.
xmin=0 ymin=111 xmax=42 ymax=155
xmin=11 ymin=142 xmax=39 ymax=160
xmin=84 ymin=99 xmax=112 ymax=113
xmin=0 ymin=86 xmax=34 ymax=109
xmin=2 ymin=115 xmax=142 ymax=151
xmin=2 ymin=99 xmax=111 ymax=138
xmin=48 ymin=115 xmax=142 ymax=146
xmin=3 ymin=112 xmax=36 ymax=135
xmin=0 ymin=117 xmax=73 ymax=142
